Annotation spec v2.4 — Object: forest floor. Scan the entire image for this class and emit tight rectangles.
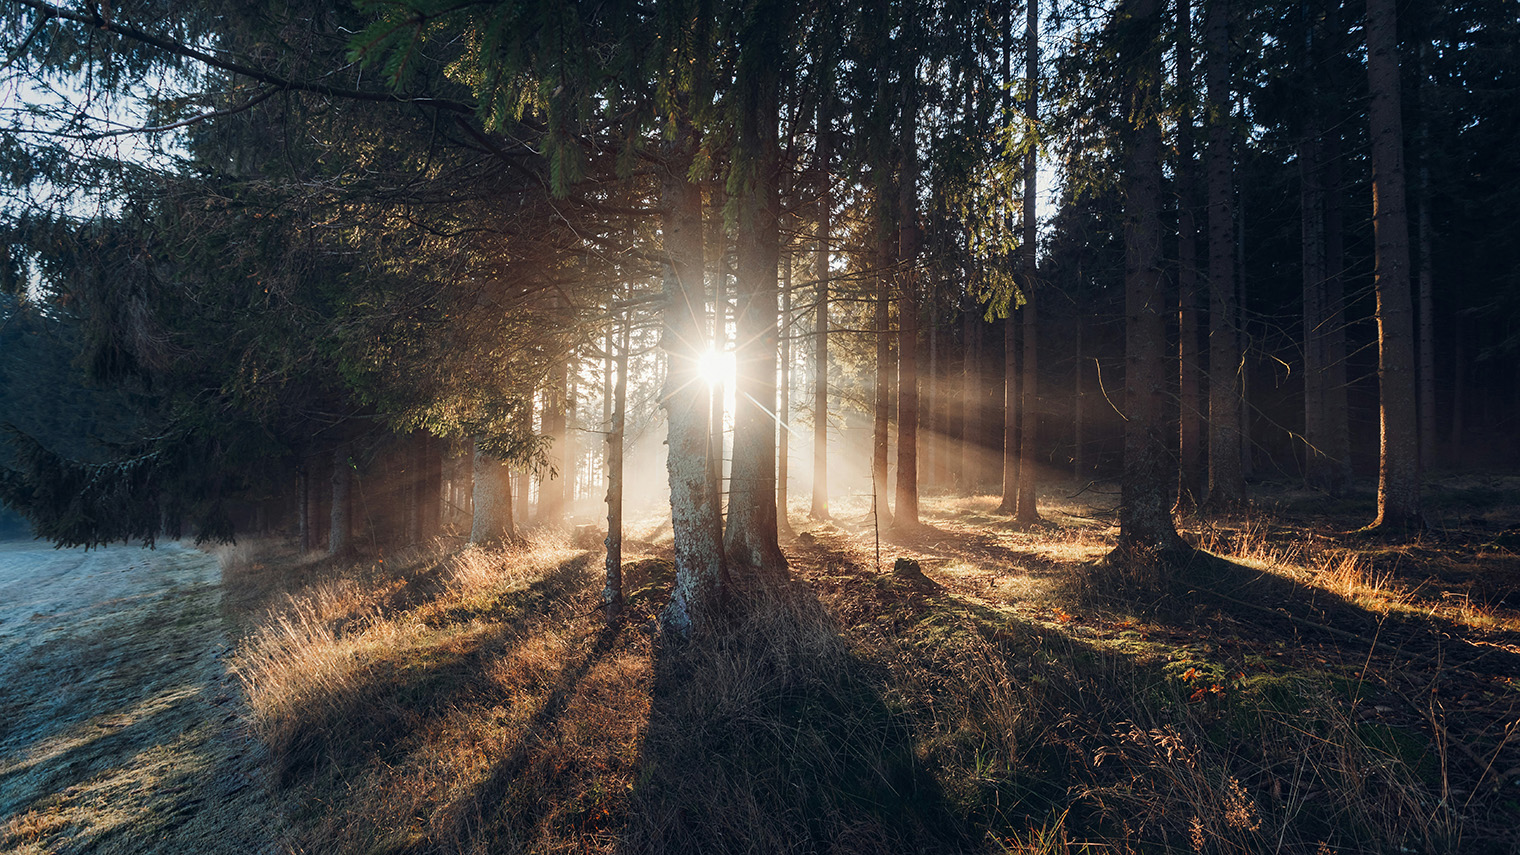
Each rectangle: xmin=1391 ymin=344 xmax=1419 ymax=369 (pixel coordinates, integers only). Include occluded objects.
xmin=144 ymin=475 xmax=1520 ymax=852
xmin=0 ymin=542 xmax=278 ymax=855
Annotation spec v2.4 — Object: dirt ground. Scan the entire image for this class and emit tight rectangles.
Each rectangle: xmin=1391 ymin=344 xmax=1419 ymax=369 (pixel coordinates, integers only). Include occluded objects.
xmin=0 ymin=540 xmax=277 ymax=854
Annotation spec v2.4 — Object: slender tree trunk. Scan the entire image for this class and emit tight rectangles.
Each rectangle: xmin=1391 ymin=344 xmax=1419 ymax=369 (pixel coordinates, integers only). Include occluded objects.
xmin=1206 ymin=0 xmax=1244 ymax=506
xmin=1302 ymin=130 xmax=1330 ymax=488
xmin=962 ymin=301 xmax=980 ymax=491
xmin=895 ymin=69 xmax=921 ymax=529
xmin=778 ymin=235 xmax=793 ymax=533
xmin=926 ymin=297 xmax=940 ymax=492
xmin=297 ymin=464 xmax=310 ymax=552
xmin=873 ymin=204 xmax=895 ymax=526
xmin=1177 ymin=0 xmax=1203 ymax=507
xmin=998 ymin=316 xmax=1019 ymax=513
xmin=811 ymin=110 xmax=832 ymax=520
xmin=329 ymin=443 xmax=351 ymax=555
xmin=470 ymin=439 xmax=518 ymax=545
xmin=1322 ymin=129 xmax=1352 ymax=492
xmin=1114 ymin=0 xmax=1186 ymax=559
xmin=416 ymin=433 xmax=441 ymax=542
xmin=709 ymin=181 xmax=728 ymax=516
xmin=1416 ymin=52 xmax=1436 ymax=472
xmin=1074 ymin=317 xmax=1085 ymax=481
xmin=723 ymin=47 xmax=787 ymax=573
xmin=1015 ymin=0 xmax=1042 ymax=523
xmin=604 ymin=311 xmax=629 ymax=623
xmin=662 ymin=127 xmax=728 ymax=636
xmin=1364 ymin=0 xmax=1421 ymax=530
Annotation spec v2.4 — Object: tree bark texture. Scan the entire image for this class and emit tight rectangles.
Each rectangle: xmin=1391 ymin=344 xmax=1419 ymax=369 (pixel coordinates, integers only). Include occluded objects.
xmin=470 ymin=439 xmax=517 ymax=546
xmin=811 ymin=108 xmax=832 ymax=520
xmin=604 ymin=314 xmax=628 ymax=623
xmin=329 ymin=443 xmax=351 ymax=555
xmin=662 ymin=130 xmax=729 ymax=637
xmin=1116 ymin=0 xmax=1185 ymax=556
xmin=1015 ymin=0 xmax=1042 ymax=523
xmin=1206 ymin=0 xmax=1244 ymax=506
xmin=1364 ymin=0 xmax=1421 ymax=529
xmin=1177 ymin=0 xmax=1203 ymax=506
xmin=723 ymin=42 xmax=786 ymax=573
xmin=895 ymin=69 xmax=921 ymax=528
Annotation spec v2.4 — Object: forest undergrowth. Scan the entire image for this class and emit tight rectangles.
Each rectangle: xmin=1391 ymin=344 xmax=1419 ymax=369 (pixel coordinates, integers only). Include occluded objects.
xmin=224 ymin=476 xmax=1520 ymax=854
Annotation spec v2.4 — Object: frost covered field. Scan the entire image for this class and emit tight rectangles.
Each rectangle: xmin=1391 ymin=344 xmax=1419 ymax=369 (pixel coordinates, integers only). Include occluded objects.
xmin=0 ymin=541 xmax=274 ymax=854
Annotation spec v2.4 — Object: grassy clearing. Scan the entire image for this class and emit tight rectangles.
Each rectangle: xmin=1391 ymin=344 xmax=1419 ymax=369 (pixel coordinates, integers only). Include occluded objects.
xmin=228 ymin=479 xmax=1520 ymax=854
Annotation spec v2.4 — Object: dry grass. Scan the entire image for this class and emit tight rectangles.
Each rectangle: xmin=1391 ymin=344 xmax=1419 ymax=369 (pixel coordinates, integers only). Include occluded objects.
xmin=222 ymin=482 xmax=1520 ymax=855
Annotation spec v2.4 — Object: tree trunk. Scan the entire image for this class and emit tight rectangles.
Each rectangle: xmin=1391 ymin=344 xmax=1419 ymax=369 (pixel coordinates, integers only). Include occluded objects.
xmin=470 ymin=439 xmax=518 ymax=546
xmin=417 ymin=432 xmax=441 ymax=542
xmin=895 ymin=69 xmax=921 ymax=529
xmin=1301 ymin=129 xmax=1330 ymax=488
xmin=1322 ymin=128 xmax=1352 ymax=492
xmin=1364 ymin=0 xmax=1421 ymax=530
xmin=1074 ymin=317 xmax=1085 ymax=481
xmin=723 ymin=46 xmax=786 ymax=573
xmin=1177 ymin=0 xmax=1203 ymax=507
xmin=778 ymin=233 xmax=793 ymax=534
xmin=1206 ymin=0 xmax=1244 ymax=506
xmin=661 ymin=126 xmax=728 ymax=637
xmin=709 ymin=180 xmax=728 ymax=517
xmin=811 ymin=107 xmax=832 ymax=520
xmin=961 ymin=300 xmax=980 ymax=491
xmin=329 ymin=443 xmax=351 ymax=555
xmin=997 ymin=315 xmax=1019 ymax=513
xmin=873 ymin=209 xmax=895 ymax=527
xmin=1114 ymin=0 xmax=1186 ymax=559
xmin=296 ymin=464 xmax=310 ymax=552
xmin=604 ymin=310 xmax=629 ymax=623
xmin=1416 ymin=51 xmax=1436 ymax=473
xmin=1015 ymin=0 xmax=1042 ymax=524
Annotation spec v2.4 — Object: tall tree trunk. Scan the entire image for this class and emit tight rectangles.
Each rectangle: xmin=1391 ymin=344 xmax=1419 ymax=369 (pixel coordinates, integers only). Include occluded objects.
xmin=1074 ymin=316 xmax=1086 ymax=481
xmin=873 ymin=203 xmax=895 ymax=526
xmin=1364 ymin=0 xmax=1421 ymax=530
xmin=329 ymin=443 xmax=351 ymax=555
xmin=1322 ymin=128 xmax=1352 ymax=492
xmin=1301 ymin=128 xmax=1330 ymax=488
xmin=723 ymin=45 xmax=787 ymax=573
xmin=811 ymin=107 xmax=832 ymax=520
xmin=1015 ymin=0 xmax=1042 ymax=523
xmin=778 ymin=232 xmax=793 ymax=534
xmin=895 ymin=69 xmax=921 ymax=529
xmin=1206 ymin=0 xmax=1244 ymax=506
xmin=961 ymin=299 xmax=980 ymax=491
xmin=662 ymin=127 xmax=728 ymax=636
xmin=709 ymin=180 xmax=728 ymax=516
xmin=1114 ymin=0 xmax=1186 ymax=559
xmin=470 ymin=439 xmax=518 ymax=545
xmin=1177 ymin=0 xmax=1203 ymax=507
xmin=997 ymin=0 xmax=1020 ymax=516
xmin=540 ymin=357 xmax=568 ymax=524
xmin=297 ymin=464 xmax=311 ymax=552
xmin=604 ymin=311 xmax=629 ymax=623
xmin=1416 ymin=49 xmax=1436 ymax=472
xmin=417 ymin=432 xmax=441 ymax=542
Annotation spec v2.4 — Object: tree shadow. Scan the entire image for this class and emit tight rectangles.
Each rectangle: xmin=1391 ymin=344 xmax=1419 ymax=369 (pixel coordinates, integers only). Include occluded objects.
xmin=617 ymin=563 xmax=972 ymax=854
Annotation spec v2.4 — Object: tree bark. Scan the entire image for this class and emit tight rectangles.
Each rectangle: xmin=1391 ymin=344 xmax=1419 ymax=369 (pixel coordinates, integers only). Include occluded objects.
xmin=1364 ymin=0 xmax=1421 ymax=530
xmin=329 ymin=443 xmax=351 ymax=555
xmin=1177 ymin=0 xmax=1203 ymax=507
xmin=873 ymin=203 xmax=895 ymax=527
xmin=1322 ymin=128 xmax=1352 ymax=492
xmin=1301 ymin=129 xmax=1331 ymax=488
xmin=1114 ymin=0 xmax=1186 ymax=559
xmin=811 ymin=106 xmax=832 ymax=520
xmin=961 ymin=299 xmax=980 ymax=491
xmin=662 ymin=127 xmax=729 ymax=636
xmin=1015 ymin=0 xmax=1042 ymax=523
xmin=778 ymin=231 xmax=793 ymax=534
xmin=470 ymin=439 xmax=518 ymax=546
xmin=1205 ymin=0 xmax=1244 ymax=506
xmin=296 ymin=464 xmax=311 ymax=552
xmin=895 ymin=68 xmax=921 ymax=529
xmin=604 ymin=311 xmax=629 ymax=623
xmin=723 ymin=44 xmax=787 ymax=573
